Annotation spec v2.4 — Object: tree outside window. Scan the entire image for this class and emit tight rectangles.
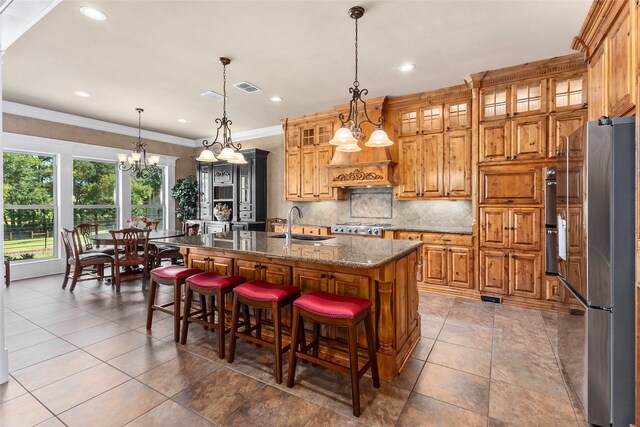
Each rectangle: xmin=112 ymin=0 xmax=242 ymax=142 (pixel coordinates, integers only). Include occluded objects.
xmin=131 ymin=169 xmax=164 ymax=229
xmin=3 ymin=152 xmax=55 ymax=260
xmin=73 ymin=159 xmax=118 ymax=231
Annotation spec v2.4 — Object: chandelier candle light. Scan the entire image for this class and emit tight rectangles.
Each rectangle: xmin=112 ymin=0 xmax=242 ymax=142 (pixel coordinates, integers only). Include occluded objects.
xmin=116 ymin=108 xmax=161 ymax=179
xmin=329 ymin=6 xmax=393 ymax=152
xmin=196 ymin=57 xmax=247 ymax=164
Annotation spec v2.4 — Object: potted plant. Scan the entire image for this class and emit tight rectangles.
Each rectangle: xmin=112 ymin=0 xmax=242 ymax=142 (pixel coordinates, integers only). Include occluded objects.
xmin=171 ymin=175 xmax=199 ymax=227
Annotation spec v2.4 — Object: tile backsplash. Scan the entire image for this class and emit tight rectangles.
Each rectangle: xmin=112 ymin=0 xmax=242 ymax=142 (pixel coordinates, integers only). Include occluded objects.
xmin=274 ymin=187 xmax=473 ymax=229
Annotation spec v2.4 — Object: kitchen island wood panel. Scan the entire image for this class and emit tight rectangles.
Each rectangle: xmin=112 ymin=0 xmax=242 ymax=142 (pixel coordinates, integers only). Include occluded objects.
xmin=164 ymin=231 xmax=422 ymax=381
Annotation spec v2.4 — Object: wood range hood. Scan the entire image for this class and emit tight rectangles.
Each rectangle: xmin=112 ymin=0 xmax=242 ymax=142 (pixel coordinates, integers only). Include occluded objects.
xmin=327 ymin=96 xmax=397 ymax=188
xmin=327 ymin=147 xmax=396 ymax=187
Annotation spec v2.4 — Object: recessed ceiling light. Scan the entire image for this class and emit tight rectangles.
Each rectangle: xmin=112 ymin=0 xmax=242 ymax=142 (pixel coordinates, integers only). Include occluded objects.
xmin=270 ymin=96 xmax=283 ymax=102
xmin=177 ymin=119 xmax=187 ymax=123
xmin=75 ymin=91 xmax=90 ymax=97
xmin=80 ymin=6 xmax=106 ymax=21
xmin=399 ymin=63 xmax=415 ymax=72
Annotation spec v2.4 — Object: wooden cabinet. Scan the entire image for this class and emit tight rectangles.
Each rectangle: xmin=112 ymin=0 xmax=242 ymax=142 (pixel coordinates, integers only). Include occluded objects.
xmin=284 ymin=120 xmax=344 ymax=202
xmin=479 ymin=249 xmax=508 ymax=294
xmin=481 ymin=80 xmax=546 ymax=121
xmin=544 ymin=275 xmax=562 ymax=302
xmin=293 ymin=267 xmax=369 ymax=299
xmin=398 ymin=105 xmax=444 ymax=136
xmin=509 ymin=252 xmax=542 ymax=299
xmin=444 ymin=100 xmax=471 ymax=130
xmin=479 ymin=165 xmax=542 ymax=205
xmin=588 ymin=46 xmax=607 ymax=120
xmin=511 ymin=116 xmax=547 ymax=160
xmin=235 ymin=259 xmax=291 ymax=285
xmin=607 ymin=4 xmax=635 ymax=116
xmin=548 ymin=110 xmax=587 ymax=158
xmin=550 ymin=75 xmax=586 ymax=112
xmin=272 ymin=225 xmax=330 ymax=236
xmin=479 ymin=116 xmax=546 ymax=163
xmin=479 ymin=249 xmax=541 ymax=298
xmin=480 ymin=207 xmax=540 ymax=251
xmin=187 ymin=252 xmax=233 ymax=275
xmin=397 ymin=131 xmax=471 ymax=199
xmin=395 ymin=232 xmax=473 ymax=290
xmin=444 ymin=130 xmax=472 ymax=197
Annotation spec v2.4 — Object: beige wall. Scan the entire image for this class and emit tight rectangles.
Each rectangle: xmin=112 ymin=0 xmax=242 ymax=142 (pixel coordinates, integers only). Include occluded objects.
xmin=3 ymin=113 xmax=197 ymax=179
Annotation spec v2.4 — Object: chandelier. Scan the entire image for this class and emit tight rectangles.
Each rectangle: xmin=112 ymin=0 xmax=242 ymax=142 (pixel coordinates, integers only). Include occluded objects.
xmin=196 ymin=57 xmax=246 ymax=164
xmin=116 ymin=108 xmax=161 ymax=179
xmin=329 ymin=6 xmax=393 ymax=152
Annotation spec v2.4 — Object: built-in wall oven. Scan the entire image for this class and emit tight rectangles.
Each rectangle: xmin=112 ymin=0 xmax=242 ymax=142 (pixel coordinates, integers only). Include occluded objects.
xmin=544 ymin=167 xmax=558 ymax=274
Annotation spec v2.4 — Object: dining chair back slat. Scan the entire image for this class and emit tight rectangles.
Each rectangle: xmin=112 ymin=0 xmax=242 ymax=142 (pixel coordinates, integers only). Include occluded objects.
xmin=109 ymin=228 xmax=151 ymax=292
xmin=184 ymin=222 xmax=200 ymax=236
xmin=76 ymin=223 xmax=99 ymax=253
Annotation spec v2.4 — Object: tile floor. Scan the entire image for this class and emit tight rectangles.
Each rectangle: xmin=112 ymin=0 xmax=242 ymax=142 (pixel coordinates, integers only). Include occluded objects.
xmin=0 ymin=274 xmax=587 ymax=426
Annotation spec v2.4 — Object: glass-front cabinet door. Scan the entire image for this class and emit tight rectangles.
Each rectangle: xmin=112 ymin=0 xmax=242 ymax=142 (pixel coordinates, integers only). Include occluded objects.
xmin=237 ymin=158 xmax=254 ymax=221
xmin=199 ymin=163 xmax=211 ymax=220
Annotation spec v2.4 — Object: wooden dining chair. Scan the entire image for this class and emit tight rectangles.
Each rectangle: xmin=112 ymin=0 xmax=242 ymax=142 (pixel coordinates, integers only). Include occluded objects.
xmin=109 ymin=227 xmax=151 ymax=292
xmin=151 ymin=222 xmax=199 ymax=268
xmin=60 ymin=227 xmax=114 ymax=292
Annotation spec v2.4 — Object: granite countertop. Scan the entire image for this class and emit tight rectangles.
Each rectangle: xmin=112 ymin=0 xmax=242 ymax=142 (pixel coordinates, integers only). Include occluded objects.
xmin=160 ymin=231 xmax=423 ymax=268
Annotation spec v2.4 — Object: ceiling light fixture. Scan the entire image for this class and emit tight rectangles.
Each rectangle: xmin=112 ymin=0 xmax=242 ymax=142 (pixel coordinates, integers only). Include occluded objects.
xmin=116 ymin=108 xmax=161 ymax=179
xmin=399 ymin=63 xmax=415 ymax=72
xmin=196 ymin=57 xmax=247 ymax=164
xmin=75 ymin=91 xmax=90 ymax=97
xmin=270 ymin=96 xmax=283 ymax=102
xmin=177 ymin=119 xmax=187 ymax=123
xmin=80 ymin=6 xmax=106 ymax=21
xmin=329 ymin=6 xmax=393 ymax=152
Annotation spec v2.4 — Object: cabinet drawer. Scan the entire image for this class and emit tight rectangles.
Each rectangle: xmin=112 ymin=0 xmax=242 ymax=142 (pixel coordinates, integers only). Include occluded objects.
xmin=422 ymin=233 xmax=472 ymax=246
xmin=395 ymin=231 xmax=422 ymax=241
xmin=239 ymin=203 xmax=252 ymax=211
xmin=479 ymin=166 xmax=542 ymax=204
xmin=239 ymin=211 xmax=253 ymax=220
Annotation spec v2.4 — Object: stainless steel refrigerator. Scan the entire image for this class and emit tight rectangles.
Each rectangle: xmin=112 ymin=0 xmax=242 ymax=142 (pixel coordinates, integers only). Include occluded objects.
xmin=556 ymin=116 xmax=635 ymax=426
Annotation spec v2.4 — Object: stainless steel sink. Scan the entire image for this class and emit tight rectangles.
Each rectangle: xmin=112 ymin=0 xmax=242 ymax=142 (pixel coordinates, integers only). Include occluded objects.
xmin=269 ymin=234 xmax=334 ymax=241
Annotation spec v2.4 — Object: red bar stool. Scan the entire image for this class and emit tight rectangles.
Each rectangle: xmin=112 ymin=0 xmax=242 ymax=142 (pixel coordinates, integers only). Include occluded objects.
xmin=287 ymin=290 xmax=380 ymax=417
xmin=227 ymin=280 xmax=301 ymax=384
xmin=180 ymin=271 xmax=246 ymax=359
xmin=146 ymin=265 xmax=203 ymax=342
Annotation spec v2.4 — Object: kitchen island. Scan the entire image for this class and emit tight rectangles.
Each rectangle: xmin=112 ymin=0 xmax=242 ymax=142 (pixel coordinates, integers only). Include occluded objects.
xmin=161 ymin=230 xmax=423 ymax=380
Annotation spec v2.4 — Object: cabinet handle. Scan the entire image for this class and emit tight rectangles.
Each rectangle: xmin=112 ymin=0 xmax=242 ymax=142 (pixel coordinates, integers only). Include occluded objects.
xmin=448 ymin=248 xmax=452 ymax=252
xmin=504 ymin=253 xmax=508 ymax=257
xmin=320 ymin=274 xmax=327 ymax=278
xmin=503 ymin=227 xmax=509 ymax=230
xmin=512 ymin=112 xmax=517 ymax=117
xmin=505 ymin=200 xmax=514 ymax=203
xmin=446 ymin=126 xmax=450 ymax=131
xmin=505 ymin=113 xmax=510 ymax=118
xmin=512 ymin=155 xmax=517 ymax=159
xmin=328 ymin=274 xmax=335 ymax=280
xmin=443 ymin=239 xmax=451 ymax=242
xmin=416 ymin=131 xmax=420 ymax=135
xmin=506 ymin=156 xmax=510 ymax=160
xmin=510 ymin=227 xmax=516 ymax=230
xmin=254 ymin=264 xmax=261 ymax=269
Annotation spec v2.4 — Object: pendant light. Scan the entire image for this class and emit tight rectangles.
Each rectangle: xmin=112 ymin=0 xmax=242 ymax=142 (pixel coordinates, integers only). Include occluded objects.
xmin=329 ymin=6 xmax=393 ymax=151
xmin=196 ymin=57 xmax=247 ymax=164
xmin=116 ymin=108 xmax=161 ymax=178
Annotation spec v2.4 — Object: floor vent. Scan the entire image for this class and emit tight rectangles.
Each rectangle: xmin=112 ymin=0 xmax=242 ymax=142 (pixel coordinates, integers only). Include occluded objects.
xmin=200 ymin=90 xmax=225 ymax=101
xmin=233 ymin=81 xmax=261 ymax=93
xmin=480 ymin=295 xmax=502 ymax=304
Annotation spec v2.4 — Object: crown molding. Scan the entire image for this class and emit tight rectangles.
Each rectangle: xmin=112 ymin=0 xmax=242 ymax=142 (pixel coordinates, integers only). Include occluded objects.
xmin=3 ymin=101 xmax=195 ymax=147
xmin=194 ymin=124 xmax=283 ymax=146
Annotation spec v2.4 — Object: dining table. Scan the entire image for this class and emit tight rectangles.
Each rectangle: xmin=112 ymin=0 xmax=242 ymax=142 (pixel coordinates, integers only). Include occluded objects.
xmin=89 ymin=229 xmax=185 ymax=246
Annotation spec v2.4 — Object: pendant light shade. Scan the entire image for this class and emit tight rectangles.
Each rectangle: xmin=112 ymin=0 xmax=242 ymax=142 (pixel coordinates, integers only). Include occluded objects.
xmin=330 ymin=6 xmax=393 ymax=149
xmin=217 ymin=146 xmax=236 ymax=161
xmin=329 ymin=125 xmax=358 ymax=146
xmin=364 ymin=127 xmax=393 ymax=147
xmin=196 ymin=147 xmax=218 ymax=162
xmin=227 ymin=152 xmax=247 ymax=164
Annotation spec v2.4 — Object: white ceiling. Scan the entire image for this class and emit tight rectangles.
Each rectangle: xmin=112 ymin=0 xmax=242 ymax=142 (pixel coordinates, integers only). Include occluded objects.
xmin=3 ymin=0 xmax=591 ymax=141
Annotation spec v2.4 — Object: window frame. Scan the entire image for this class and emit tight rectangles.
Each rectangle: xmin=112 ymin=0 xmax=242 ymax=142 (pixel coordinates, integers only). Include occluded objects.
xmin=72 ymin=158 xmax=119 ymax=231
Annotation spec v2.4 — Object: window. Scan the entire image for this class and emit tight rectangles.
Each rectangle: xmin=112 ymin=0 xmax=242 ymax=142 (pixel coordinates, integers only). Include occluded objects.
xmin=515 ymin=83 xmax=541 ymax=112
xmin=422 ymin=106 xmax=442 ymax=131
xmin=484 ymin=89 xmax=507 ymax=117
xmin=73 ymin=159 xmax=118 ymax=231
xmin=3 ymin=152 xmax=56 ymax=260
xmin=131 ymin=169 xmax=164 ymax=229
xmin=555 ymin=77 xmax=583 ymax=108
xmin=448 ymin=103 xmax=468 ymax=128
